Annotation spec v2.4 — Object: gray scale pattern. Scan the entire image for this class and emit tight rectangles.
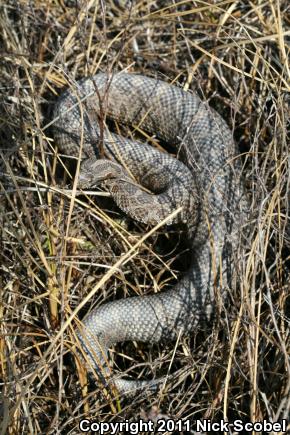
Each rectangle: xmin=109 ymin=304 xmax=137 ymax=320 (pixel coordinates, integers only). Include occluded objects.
xmin=53 ymin=73 xmax=245 ymax=394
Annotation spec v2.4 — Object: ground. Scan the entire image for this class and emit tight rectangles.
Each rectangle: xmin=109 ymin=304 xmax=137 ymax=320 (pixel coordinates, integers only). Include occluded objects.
xmin=0 ymin=1 xmax=289 ymax=434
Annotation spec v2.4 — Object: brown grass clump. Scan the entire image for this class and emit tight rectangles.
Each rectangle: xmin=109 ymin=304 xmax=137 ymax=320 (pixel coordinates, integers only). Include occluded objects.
xmin=0 ymin=0 xmax=289 ymax=433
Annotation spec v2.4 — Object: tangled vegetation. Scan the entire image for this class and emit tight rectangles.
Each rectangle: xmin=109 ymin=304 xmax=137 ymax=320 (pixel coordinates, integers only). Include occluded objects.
xmin=1 ymin=0 xmax=289 ymax=433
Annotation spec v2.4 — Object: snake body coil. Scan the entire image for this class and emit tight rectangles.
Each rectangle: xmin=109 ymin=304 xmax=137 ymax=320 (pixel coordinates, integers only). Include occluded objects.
xmin=54 ymin=73 xmax=244 ymax=394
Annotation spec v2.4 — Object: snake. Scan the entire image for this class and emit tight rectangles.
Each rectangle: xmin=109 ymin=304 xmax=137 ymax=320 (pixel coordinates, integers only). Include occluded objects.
xmin=53 ymin=72 xmax=245 ymax=394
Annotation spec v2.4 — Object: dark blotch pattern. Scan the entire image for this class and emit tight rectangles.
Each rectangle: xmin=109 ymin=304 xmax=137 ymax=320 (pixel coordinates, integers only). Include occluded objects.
xmin=53 ymin=73 xmax=246 ymax=394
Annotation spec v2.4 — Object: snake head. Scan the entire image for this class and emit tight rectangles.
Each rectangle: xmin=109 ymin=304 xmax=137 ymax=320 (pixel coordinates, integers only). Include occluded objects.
xmin=78 ymin=158 xmax=124 ymax=189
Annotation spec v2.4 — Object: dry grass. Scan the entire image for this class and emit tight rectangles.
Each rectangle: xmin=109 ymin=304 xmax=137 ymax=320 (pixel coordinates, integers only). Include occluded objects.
xmin=0 ymin=0 xmax=289 ymax=433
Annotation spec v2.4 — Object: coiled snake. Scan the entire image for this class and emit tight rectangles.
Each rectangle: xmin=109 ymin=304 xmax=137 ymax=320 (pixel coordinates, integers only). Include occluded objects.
xmin=54 ymin=73 xmax=245 ymax=394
